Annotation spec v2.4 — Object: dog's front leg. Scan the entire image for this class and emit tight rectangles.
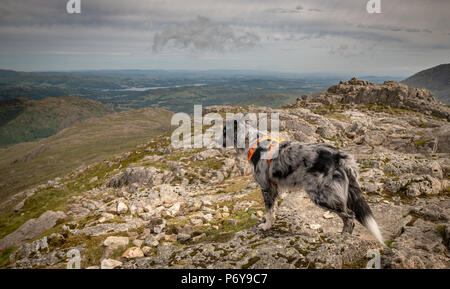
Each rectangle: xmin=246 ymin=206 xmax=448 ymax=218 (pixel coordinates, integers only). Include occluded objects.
xmin=258 ymin=187 xmax=278 ymax=231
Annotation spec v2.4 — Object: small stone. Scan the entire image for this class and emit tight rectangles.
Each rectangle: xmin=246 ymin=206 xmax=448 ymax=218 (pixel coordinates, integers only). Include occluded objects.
xmin=13 ymin=199 xmax=25 ymax=212
xmin=179 ymin=225 xmax=193 ymax=235
xmin=164 ymin=234 xmax=177 ymax=242
xmin=100 ymin=258 xmax=123 ymax=269
xmin=167 ymin=202 xmax=182 ymax=217
xmin=144 ymin=235 xmax=159 ymax=247
xmin=226 ymin=219 xmax=238 ymax=226
xmin=141 ymin=246 xmax=152 ymax=256
xmin=256 ymin=210 xmax=264 ymax=218
xmin=144 ymin=204 xmax=153 ymax=213
xmin=223 ymin=206 xmax=229 ymax=213
xmin=177 ymin=233 xmax=191 ymax=243
xmin=103 ymin=236 xmax=129 ymax=247
xmin=203 ymin=213 xmax=214 ymax=222
xmin=221 ymin=212 xmax=230 ymax=218
xmin=309 ymin=224 xmax=322 ymax=230
xmin=192 ymin=233 xmax=206 ymax=242
xmin=132 ymin=239 xmax=143 ymax=247
xmin=129 ymin=204 xmax=137 ymax=215
xmin=153 ymin=225 xmax=164 ymax=234
xmin=149 ymin=218 xmax=164 ymax=233
xmin=190 ymin=218 xmax=203 ymax=226
xmin=116 ymin=202 xmax=128 ymax=215
xmin=323 ymin=211 xmax=334 ymax=219
xmin=99 ymin=212 xmax=115 ymax=223
xmin=122 ymin=247 xmax=144 ymax=259
xmin=202 ymin=200 xmax=213 ymax=207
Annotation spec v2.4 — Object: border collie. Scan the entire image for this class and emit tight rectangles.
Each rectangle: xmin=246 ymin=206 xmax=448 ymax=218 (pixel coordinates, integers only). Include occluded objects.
xmin=222 ymin=118 xmax=384 ymax=244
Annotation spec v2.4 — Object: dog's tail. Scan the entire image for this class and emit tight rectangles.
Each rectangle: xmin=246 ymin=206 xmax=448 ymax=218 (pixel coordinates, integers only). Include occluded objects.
xmin=341 ymin=155 xmax=384 ymax=245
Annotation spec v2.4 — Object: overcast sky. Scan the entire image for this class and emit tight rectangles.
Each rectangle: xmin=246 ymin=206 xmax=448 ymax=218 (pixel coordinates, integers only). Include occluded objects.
xmin=0 ymin=0 xmax=449 ymax=76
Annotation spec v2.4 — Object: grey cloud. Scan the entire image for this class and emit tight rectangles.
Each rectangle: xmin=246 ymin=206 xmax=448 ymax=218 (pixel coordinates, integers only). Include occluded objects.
xmin=359 ymin=24 xmax=431 ymax=34
xmin=152 ymin=16 xmax=260 ymax=53
xmin=265 ymin=5 xmax=321 ymax=14
xmin=265 ymin=8 xmax=302 ymax=14
xmin=0 ymin=0 xmax=448 ymax=72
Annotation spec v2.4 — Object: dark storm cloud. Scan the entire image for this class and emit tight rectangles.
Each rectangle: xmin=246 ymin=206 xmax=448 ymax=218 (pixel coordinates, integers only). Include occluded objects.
xmin=152 ymin=16 xmax=260 ymax=53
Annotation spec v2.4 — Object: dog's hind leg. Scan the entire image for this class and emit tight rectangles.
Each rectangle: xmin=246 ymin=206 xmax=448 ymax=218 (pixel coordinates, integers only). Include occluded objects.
xmin=258 ymin=185 xmax=278 ymax=231
xmin=305 ymin=187 xmax=355 ymax=234
xmin=337 ymin=211 xmax=355 ymax=234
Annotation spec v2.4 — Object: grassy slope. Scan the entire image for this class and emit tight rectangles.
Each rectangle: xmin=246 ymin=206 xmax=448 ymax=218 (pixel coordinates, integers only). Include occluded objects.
xmin=0 ymin=96 xmax=115 ymax=146
xmin=0 ymin=108 xmax=172 ymax=200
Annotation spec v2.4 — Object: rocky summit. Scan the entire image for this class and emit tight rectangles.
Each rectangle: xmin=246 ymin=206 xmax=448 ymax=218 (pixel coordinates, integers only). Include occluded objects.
xmin=0 ymin=79 xmax=449 ymax=269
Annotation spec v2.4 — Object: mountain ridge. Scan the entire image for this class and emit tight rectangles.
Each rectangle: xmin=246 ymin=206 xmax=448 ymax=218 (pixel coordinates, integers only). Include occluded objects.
xmin=402 ymin=63 xmax=450 ymax=104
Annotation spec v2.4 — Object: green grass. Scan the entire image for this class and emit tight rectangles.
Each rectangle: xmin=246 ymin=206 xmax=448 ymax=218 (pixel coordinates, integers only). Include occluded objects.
xmin=0 ymin=246 xmax=16 ymax=267
xmin=436 ymin=225 xmax=446 ymax=239
xmin=414 ymin=139 xmax=432 ymax=147
xmin=385 ymin=238 xmax=395 ymax=248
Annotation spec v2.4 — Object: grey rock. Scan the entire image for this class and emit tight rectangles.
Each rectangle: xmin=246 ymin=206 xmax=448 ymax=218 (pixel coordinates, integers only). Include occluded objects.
xmin=108 ymin=166 xmax=156 ymax=188
xmin=0 ymin=211 xmax=66 ymax=250
xmin=177 ymin=233 xmax=191 ymax=244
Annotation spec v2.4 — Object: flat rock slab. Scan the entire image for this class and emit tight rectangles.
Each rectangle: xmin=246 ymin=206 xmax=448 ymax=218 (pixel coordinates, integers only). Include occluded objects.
xmin=0 ymin=210 xmax=66 ymax=250
xmin=71 ymin=219 xmax=146 ymax=237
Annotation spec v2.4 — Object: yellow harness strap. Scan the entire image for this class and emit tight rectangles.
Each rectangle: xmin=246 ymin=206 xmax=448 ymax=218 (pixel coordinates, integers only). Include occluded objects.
xmin=247 ymin=136 xmax=284 ymax=167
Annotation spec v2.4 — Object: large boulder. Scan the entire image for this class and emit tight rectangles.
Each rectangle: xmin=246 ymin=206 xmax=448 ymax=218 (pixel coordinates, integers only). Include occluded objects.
xmin=0 ymin=210 xmax=66 ymax=250
xmin=108 ymin=166 xmax=157 ymax=188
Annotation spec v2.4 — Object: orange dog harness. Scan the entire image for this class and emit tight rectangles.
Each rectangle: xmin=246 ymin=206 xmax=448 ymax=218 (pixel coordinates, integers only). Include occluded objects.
xmin=247 ymin=136 xmax=284 ymax=167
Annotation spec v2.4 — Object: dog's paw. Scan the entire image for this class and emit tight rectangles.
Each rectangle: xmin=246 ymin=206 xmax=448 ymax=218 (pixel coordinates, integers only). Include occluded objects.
xmin=258 ymin=222 xmax=271 ymax=231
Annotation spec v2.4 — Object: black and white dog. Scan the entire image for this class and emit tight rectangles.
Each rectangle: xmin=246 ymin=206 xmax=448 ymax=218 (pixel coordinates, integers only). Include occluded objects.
xmin=222 ymin=118 xmax=384 ymax=244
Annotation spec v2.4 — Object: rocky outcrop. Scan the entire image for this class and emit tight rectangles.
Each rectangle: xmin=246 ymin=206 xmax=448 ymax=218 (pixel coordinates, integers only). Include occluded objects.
xmin=314 ymin=78 xmax=450 ymax=120
xmin=108 ymin=166 xmax=156 ymax=188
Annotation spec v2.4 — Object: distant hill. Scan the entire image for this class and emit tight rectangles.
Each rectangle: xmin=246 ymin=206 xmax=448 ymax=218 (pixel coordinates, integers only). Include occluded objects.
xmin=0 ymin=96 xmax=114 ymax=146
xmin=0 ymin=69 xmax=341 ymax=112
xmin=0 ymin=107 xmax=172 ymax=199
xmin=402 ymin=63 xmax=450 ymax=104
